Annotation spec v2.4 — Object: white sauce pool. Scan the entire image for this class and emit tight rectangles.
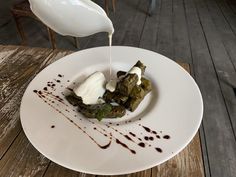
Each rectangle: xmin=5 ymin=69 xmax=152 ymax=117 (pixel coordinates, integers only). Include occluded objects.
xmin=129 ymin=67 xmax=142 ymax=85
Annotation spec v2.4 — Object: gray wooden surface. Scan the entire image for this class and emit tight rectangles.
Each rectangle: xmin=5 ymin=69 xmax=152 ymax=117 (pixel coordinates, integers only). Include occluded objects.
xmin=0 ymin=45 xmax=204 ymax=177
xmin=1 ymin=0 xmax=236 ymax=176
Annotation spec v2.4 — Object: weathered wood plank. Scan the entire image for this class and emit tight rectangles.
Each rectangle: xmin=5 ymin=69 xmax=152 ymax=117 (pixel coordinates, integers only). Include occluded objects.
xmin=215 ymin=0 xmax=236 ymax=35
xmin=140 ymin=3 xmax=205 ymax=175
xmin=156 ymin=0 xmax=174 ymax=59
xmin=0 ymin=46 xmax=72 ymax=171
xmin=139 ymin=0 xmax=161 ymax=51
xmin=0 ymin=45 xmax=19 ymax=64
xmin=0 ymin=47 xmax=51 ymax=159
xmin=226 ymin=0 xmax=236 ymax=15
xmin=152 ymin=134 xmax=204 ymax=177
xmin=204 ymin=0 xmax=236 ymax=142
xmin=172 ymin=1 xmax=210 ymax=176
xmin=185 ymin=0 xmax=236 ymax=176
xmin=85 ymin=0 xmax=149 ymax=48
xmin=173 ymin=0 xmax=193 ymax=66
xmin=43 ymin=162 xmax=95 ymax=177
xmin=206 ymin=0 xmax=236 ymax=69
xmin=0 ymin=131 xmax=50 ymax=177
xmin=140 ymin=0 xmax=174 ymax=59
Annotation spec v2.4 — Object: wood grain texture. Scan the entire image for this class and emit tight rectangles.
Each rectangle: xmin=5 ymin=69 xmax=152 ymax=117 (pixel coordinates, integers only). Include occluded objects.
xmin=139 ymin=0 xmax=161 ymax=51
xmin=156 ymin=0 xmax=174 ymax=59
xmin=152 ymin=134 xmax=204 ymax=177
xmin=0 ymin=131 xmax=50 ymax=177
xmin=206 ymin=0 xmax=236 ymax=136
xmin=0 ymin=46 xmax=55 ymax=159
xmin=0 ymin=45 xmax=72 ymax=176
xmin=0 ymin=45 xmax=204 ymax=177
xmin=206 ymin=0 xmax=236 ymax=69
xmin=185 ymin=0 xmax=236 ymax=176
xmin=43 ymin=162 xmax=95 ymax=177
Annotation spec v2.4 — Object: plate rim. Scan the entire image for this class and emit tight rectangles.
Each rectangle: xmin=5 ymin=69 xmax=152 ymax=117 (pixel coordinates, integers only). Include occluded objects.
xmin=20 ymin=46 xmax=204 ymax=175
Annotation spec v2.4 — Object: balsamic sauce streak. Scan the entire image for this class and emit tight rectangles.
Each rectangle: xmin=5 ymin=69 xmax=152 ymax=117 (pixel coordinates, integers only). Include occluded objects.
xmin=106 ymin=125 xmax=135 ymax=143
xmin=35 ymin=90 xmax=111 ymax=149
xmin=116 ymin=139 xmax=136 ymax=154
xmin=140 ymin=124 xmax=170 ymax=141
xmin=66 ymin=87 xmax=73 ymax=92
xmin=43 ymin=91 xmax=109 ymax=140
xmin=129 ymin=132 xmax=136 ymax=137
xmin=106 ymin=125 xmax=147 ymax=148
xmin=33 ymin=75 xmax=171 ymax=154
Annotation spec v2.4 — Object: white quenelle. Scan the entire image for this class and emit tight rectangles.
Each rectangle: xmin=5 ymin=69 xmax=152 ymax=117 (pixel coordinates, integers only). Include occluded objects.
xmin=73 ymin=72 xmax=106 ymax=104
xmin=29 ymin=0 xmax=114 ymax=37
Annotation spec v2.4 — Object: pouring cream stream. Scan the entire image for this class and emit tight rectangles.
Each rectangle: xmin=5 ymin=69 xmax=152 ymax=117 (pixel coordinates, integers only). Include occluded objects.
xmin=29 ymin=0 xmax=115 ymax=104
xmin=28 ymin=0 xmax=114 ymax=36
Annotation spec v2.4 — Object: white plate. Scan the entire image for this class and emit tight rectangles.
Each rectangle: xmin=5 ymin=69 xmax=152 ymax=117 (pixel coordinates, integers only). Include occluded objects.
xmin=20 ymin=46 xmax=203 ymax=175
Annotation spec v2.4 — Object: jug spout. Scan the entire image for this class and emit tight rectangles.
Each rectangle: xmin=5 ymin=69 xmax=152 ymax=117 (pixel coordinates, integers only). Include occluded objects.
xmin=29 ymin=0 xmax=114 ymax=37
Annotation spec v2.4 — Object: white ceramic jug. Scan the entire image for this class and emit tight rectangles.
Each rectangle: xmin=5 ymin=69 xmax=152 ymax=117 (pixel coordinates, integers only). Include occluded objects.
xmin=29 ymin=0 xmax=114 ymax=37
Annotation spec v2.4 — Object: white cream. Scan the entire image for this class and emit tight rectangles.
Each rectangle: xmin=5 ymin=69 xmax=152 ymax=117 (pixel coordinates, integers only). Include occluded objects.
xmin=73 ymin=72 xmax=106 ymax=104
xmin=129 ymin=67 xmax=142 ymax=85
xmin=106 ymin=80 xmax=117 ymax=92
xmin=29 ymin=0 xmax=114 ymax=37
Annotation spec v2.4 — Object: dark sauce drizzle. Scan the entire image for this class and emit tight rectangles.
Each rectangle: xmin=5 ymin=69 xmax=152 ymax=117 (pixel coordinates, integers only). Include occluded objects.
xmin=34 ymin=90 xmax=111 ymax=149
xmin=33 ymin=75 xmax=171 ymax=154
xmin=116 ymin=139 xmax=136 ymax=154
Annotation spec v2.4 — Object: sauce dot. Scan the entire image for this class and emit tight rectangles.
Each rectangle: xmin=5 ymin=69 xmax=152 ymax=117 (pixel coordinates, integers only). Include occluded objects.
xmin=155 ymin=147 xmax=162 ymax=153
xmin=51 ymin=125 xmax=55 ymax=128
xmin=138 ymin=142 xmax=145 ymax=148
xmin=149 ymin=136 xmax=154 ymax=141
xmin=163 ymin=135 xmax=170 ymax=139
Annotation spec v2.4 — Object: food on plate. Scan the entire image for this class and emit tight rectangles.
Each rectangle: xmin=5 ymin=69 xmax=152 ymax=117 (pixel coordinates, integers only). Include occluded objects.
xmin=73 ymin=71 xmax=106 ymax=104
xmin=65 ymin=60 xmax=152 ymax=121
xmin=66 ymin=94 xmax=126 ymax=121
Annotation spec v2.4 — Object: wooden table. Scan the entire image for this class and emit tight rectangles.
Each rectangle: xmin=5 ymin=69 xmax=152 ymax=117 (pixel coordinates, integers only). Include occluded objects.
xmin=0 ymin=45 xmax=205 ymax=177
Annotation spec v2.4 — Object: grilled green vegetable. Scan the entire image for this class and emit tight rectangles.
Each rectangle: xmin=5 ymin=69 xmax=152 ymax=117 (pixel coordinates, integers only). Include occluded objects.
xmin=66 ymin=60 xmax=151 ymax=120
xmin=116 ymin=60 xmax=146 ymax=78
xmin=141 ymin=77 xmax=152 ymax=93
xmin=107 ymin=105 xmax=126 ymax=118
xmin=78 ymin=103 xmax=126 ymax=121
xmin=125 ymin=97 xmax=143 ymax=112
xmin=125 ymin=77 xmax=152 ymax=112
xmin=103 ymin=90 xmax=128 ymax=105
xmin=117 ymin=71 xmax=126 ymax=78
xmin=116 ymin=73 xmax=138 ymax=96
xmin=66 ymin=94 xmax=83 ymax=106
xmin=134 ymin=60 xmax=146 ymax=74
xmin=66 ymin=94 xmax=126 ymax=121
xmin=129 ymin=85 xmax=145 ymax=98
